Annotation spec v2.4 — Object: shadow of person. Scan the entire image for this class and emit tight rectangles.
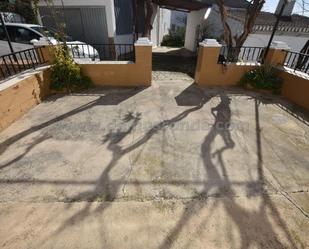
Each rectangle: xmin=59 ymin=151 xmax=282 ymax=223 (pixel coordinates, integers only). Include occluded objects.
xmin=158 ymin=94 xmax=297 ymax=249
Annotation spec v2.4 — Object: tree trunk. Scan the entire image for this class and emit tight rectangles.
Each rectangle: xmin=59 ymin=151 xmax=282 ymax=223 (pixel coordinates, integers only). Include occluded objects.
xmin=132 ymin=0 xmax=139 ymax=40
xmin=216 ymin=0 xmax=265 ymax=61
xmin=217 ymin=0 xmax=233 ymax=48
xmin=143 ymin=0 xmax=153 ymax=38
xmin=234 ymin=0 xmax=265 ymax=48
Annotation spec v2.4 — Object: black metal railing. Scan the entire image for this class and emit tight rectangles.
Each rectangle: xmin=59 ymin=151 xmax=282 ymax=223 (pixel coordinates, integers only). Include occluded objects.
xmin=283 ymin=51 xmax=309 ymax=74
xmin=218 ymin=46 xmax=265 ymax=64
xmin=0 ymin=47 xmax=46 ymax=82
xmin=67 ymin=43 xmax=135 ymax=61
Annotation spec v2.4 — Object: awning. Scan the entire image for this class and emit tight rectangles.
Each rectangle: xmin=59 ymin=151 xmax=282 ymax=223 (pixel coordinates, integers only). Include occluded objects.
xmin=205 ymin=0 xmax=250 ymax=9
xmin=152 ymin=0 xmax=250 ymax=12
xmin=152 ymin=0 xmax=211 ymax=12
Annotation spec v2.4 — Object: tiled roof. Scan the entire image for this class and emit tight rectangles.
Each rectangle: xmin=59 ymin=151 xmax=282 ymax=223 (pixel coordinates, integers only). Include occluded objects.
xmin=228 ymin=9 xmax=309 ymax=33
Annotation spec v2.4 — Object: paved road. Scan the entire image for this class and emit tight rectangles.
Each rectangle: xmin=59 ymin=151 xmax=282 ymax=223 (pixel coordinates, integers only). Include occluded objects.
xmin=0 ymin=40 xmax=33 ymax=56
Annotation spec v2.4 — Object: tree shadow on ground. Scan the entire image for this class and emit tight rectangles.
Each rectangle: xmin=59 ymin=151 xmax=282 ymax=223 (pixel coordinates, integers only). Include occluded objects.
xmin=0 ymin=134 xmax=52 ymax=170
xmin=45 ymin=88 xmax=302 ymax=248
xmin=46 ymin=92 xmax=215 ymax=239
xmin=1 ymin=85 xmax=307 ymax=248
xmin=0 ymin=87 xmax=146 ymax=169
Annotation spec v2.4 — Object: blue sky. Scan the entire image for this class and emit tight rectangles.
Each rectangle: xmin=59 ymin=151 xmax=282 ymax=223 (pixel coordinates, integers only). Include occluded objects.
xmin=262 ymin=0 xmax=309 ymax=16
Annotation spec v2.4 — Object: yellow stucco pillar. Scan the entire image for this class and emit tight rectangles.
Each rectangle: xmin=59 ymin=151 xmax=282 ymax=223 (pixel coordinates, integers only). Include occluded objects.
xmin=195 ymin=39 xmax=222 ymax=86
xmin=37 ymin=46 xmax=54 ymax=64
xmin=264 ymin=41 xmax=290 ymax=66
xmin=33 ymin=38 xmax=54 ymax=64
xmin=134 ymin=37 xmax=153 ymax=86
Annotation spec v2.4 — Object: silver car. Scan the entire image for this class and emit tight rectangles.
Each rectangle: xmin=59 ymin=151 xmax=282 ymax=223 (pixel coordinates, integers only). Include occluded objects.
xmin=0 ymin=23 xmax=98 ymax=59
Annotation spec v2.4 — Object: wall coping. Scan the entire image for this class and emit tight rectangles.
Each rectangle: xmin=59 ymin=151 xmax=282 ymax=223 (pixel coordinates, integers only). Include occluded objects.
xmin=75 ymin=60 xmax=134 ymax=65
xmin=0 ymin=66 xmax=50 ymax=92
xmin=199 ymin=39 xmax=222 ymax=48
xmin=270 ymin=41 xmax=291 ymax=50
xmin=134 ymin=37 xmax=153 ymax=46
xmin=235 ymin=62 xmax=261 ymax=66
xmin=277 ymin=66 xmax=309 ymax=80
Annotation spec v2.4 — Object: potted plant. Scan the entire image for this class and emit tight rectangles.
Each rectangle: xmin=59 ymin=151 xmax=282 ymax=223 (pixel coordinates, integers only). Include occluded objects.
xmin=240 ymin=65 xmax=283 ymax=94
xmin=49 ymin=44 xmax=92 ymax=93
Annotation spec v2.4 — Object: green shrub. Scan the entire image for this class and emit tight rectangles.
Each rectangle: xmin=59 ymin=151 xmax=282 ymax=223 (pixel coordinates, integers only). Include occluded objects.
xmin=240 ymin=65 xmax=283 ymax=94
xmin=50 ymin=45 xmax=92 ymax=93
xmin=161 ymin=27 xmax=186 ymax=47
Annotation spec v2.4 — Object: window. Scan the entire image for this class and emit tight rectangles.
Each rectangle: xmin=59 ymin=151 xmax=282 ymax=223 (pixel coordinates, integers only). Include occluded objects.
xmin=14 ymin=27 xmax=40 ymax=44
xmin=0 ymin=27 xmax=5 ymax=40
xmin=31 ymin=26 xmax=56 ymax=38
xmin=0 ymin=26 xmax=16 ymax=41
xmin=30 ymin=26 xmax=73 ymax=42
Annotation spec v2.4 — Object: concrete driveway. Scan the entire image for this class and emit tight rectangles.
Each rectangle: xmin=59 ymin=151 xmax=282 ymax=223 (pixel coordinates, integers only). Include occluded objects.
xmin=0 ymin=80 xmax=308 ymax=249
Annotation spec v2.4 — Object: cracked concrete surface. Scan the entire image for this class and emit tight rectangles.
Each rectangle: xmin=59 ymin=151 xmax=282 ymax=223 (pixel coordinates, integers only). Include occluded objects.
xmin=0 ymin=78 xmax=308 ymax=248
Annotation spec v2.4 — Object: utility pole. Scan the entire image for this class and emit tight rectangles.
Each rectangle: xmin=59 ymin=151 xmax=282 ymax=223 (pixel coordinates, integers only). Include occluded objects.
xmin=263 ymin=0 xmax=291 ymax=62
xmin=0 ymin=13 xmax=15 ymax=55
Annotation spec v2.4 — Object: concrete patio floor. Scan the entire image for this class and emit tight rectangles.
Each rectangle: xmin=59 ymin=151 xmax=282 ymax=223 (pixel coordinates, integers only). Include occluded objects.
xmin=0 ymin=80 xmax=308 ymax=248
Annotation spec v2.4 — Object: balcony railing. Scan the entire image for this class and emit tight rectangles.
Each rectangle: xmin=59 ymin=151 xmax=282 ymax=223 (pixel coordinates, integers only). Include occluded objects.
xmin=0 ymin=47 xmax=46 ymax=82
xmin=67 ymin=43 xmax=135 ymax=62
xmin=218 ymin=46 xmax=265 ymax=64
xmin=283 ymin=51 xmax=309 ymax=75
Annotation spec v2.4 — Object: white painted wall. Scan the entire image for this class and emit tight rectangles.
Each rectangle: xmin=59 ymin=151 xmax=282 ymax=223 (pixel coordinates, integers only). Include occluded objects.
xmin=151 ymin=7 xmax=171 ymax=46
xmin=151 ymin=6 xmax=159 ymax=46
xmin=184 ymin=8 xmax=207 ymax=51
xmin=244 ymin=34 xmax=308 ymax=52
xmin=159 ymin=8 xmax=171 ymax=41
xmin=38 ymin=0 xmax=116 ymax=38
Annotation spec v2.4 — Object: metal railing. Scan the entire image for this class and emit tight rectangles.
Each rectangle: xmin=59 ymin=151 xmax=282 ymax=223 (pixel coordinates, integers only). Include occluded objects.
xmin=283 ymin=51 xmax=309 ymax=74
xmin=0 ymin=47 xmax=46 ymax=82
xmin=67 ymin=43 xmax=135 ymax=61
xmin=0 ymin=12 xmax=26 ymax=23
xmin=218 ymin=46 xmax=265 ymax=64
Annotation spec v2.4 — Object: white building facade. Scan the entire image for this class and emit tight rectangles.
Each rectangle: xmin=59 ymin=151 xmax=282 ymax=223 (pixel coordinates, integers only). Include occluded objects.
xmin=184 ymin=0 xmax=309 ymax=52
xmin=38 ymin=0 xmax=189 ymax=47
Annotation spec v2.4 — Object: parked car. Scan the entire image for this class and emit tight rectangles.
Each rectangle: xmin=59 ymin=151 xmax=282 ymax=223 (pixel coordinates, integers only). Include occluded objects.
xmin=0 ymin=23 xmax=98 ymax=59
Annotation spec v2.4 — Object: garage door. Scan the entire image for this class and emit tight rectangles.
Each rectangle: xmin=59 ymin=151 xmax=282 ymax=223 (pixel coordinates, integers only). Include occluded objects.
xmin=39 ymin=7 xmax=109 ymax=44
